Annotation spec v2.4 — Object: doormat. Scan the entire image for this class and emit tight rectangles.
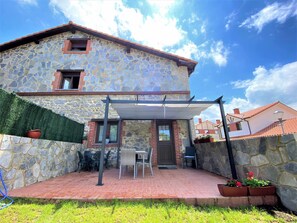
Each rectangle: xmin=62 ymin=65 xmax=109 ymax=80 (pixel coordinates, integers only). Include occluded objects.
xmin=158 ymin=166 xmax=177 ymax=169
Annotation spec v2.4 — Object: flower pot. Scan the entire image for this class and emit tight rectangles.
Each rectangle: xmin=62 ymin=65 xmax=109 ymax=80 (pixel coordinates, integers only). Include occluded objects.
xmin=217 ymin=184 xmax=248 ymax=197
xmin=27 ymin=129 xmax=41 ymax=139
xmin=248 ymin=186 xmax=276 ymax=196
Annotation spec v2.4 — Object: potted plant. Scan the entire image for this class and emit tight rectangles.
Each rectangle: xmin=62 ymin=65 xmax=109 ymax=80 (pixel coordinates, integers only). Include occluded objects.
xmin=26 ymin=129 xmax=41 ymax=139
xmin=217 ymin=179 xmax=248 ymax=197
xmin=243 ymin=171 xmax=276 ymax=196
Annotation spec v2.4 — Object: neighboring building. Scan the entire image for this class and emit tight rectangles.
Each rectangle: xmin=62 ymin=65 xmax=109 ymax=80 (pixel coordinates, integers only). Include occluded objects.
xmin=219 ymin=101 xmax=297 ymax=139
xmin=0 ymin=22 xmax=202 ymax=167
xmin=195 ymin=118 xmax=220 ymax=140
xmin=236 ymin=117 xmax=297 ymax=139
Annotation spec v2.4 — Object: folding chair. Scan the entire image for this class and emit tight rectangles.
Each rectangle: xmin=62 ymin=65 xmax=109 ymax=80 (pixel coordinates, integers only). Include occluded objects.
xmin=0 ymin=170 xmax=14 ymax=210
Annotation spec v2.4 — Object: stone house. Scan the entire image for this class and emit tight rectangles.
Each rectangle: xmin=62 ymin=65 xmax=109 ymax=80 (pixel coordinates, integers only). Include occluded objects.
xmin=0 ymin=22 xmax=205 ymax=167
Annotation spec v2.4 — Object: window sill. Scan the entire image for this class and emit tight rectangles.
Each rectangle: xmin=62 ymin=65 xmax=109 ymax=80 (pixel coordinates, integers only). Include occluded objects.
xmin=54 ymin=89 xmax=80 ymax=92
xmin=63 ymin=50 xmax=89 ymax=54
xmin=92 ymin=143 xmax=118 ymax=148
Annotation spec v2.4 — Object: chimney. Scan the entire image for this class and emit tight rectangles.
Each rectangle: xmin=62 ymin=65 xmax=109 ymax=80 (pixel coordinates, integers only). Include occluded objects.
xmin=216 ymin=120 xmax=221 ymax=125
xmin=198 ymin=118 xmax=202 ymax=124
xmin=233 ymin=108 xmax=240 ymax=114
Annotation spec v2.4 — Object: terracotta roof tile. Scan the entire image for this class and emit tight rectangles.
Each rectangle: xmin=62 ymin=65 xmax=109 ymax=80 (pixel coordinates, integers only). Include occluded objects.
xmin=241 ymin=101 xmax=279 ymax=118
xmin=227 ymin=101 xmax=284 ymax=120
xmin=232 ymin=117 xmax=297 ymax=140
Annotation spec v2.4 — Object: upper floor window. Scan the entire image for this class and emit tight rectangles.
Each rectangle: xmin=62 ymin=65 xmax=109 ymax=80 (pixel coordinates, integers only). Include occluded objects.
xmin=51 ymin=69 xmax=86 ymax=91
xmin=70 ymin=39 xmax=87 ymax=51
xmin=60 ymin=71 xmax=80 ymax=90
xmin=62 ymin=38 xmax=91 ymax=54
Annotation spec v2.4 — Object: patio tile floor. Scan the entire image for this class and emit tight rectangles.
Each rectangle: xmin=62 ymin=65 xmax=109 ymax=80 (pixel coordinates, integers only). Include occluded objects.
xmin=8 ymin=168 xmax=278 ymax=207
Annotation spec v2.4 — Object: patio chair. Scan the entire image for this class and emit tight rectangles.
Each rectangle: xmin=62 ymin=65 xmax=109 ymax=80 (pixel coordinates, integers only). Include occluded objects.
xmin=77 ymin=151 xmax=87 ymax=172
xmin=119 ymin=148 xmax=136 ymax=179
xmin=91 ymin=151 xmax=101 ymax=171
xmin=182 ymin=147 xmax=197 ymax=169
xmin=104 ymin=150 xmax=111 ymax=169
xmin=136 ymin=148 xmax=153 ymax=176
xmin=0 ymin=170 xmax=14 ymax=210
xmin=84 ymin=151 xmax=94 ymax=171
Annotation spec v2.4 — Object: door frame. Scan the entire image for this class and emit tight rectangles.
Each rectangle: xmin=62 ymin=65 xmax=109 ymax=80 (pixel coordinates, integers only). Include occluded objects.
xmin=156 ymin=120 xmax=176 ymax=165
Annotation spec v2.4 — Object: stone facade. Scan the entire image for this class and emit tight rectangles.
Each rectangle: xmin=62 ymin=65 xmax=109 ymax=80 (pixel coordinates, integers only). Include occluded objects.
xmin=0 ymin=134 xmax=82 ymax=190
xmin=195 ymin=134 xmax=297 ymax=213
xmin=0 ymin=31 xmax=189 ymax=93
xmin=0 ymin=27 xmax=193 ymax=166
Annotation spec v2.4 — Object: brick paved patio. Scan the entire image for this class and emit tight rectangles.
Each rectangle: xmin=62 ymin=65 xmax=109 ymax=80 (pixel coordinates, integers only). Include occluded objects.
xmin=8 ymin=168 xmax=278 ymax=207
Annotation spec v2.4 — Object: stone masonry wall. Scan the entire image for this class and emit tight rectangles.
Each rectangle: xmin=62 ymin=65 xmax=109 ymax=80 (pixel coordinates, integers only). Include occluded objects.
xmin=0 ymin=31 xmax=189 ymax=92
xmin=0 ymin=134 xmax=82 ymax=190
xmin=195 ymin=134 xmax=297 ymax=212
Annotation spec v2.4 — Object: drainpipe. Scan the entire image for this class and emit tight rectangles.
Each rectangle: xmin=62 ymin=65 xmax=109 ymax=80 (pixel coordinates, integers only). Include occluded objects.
xmin=217 ymin=97 xmax=237 ymax=179
xmin=97 ymin=96 xmax=110 ymax=186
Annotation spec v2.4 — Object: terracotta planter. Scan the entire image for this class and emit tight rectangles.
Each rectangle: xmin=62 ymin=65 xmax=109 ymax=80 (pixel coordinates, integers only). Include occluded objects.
xmin=27 ymin=129 xmax=41 ymax=139
xmin=248 ymin=186 xmax=276 ymax=196
xmin=218 ymin=184 xmax=248 ymax=197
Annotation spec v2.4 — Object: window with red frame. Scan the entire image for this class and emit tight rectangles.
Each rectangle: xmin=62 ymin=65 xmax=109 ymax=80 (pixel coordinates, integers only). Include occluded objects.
xmin=96 ymin=121 xmax=119 ymax=143
xmin=60 ymin=71 xmax=81 ymax=90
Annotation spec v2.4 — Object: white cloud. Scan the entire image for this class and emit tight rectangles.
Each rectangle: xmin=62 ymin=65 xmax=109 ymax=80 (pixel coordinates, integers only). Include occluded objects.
xmin=188 ymin=13 xmax=200 ymax=24
xmin=231 ymin=79 xmax=252 ymax=89
xmin=146 ymin=0 xmax=177 ymax=15
xmin=210 ymin=41 xmax=229 ymax=67
xmin=49 ymin=0 xmax=227 ymax=67
xmin=240 ymin=0 xmax=297 ymax=32
xmin=192 ymin=28 xmax=198 ymax=36
xmin=172 ymin=41 xmax=198 ymax=59
xmin=17 ymin=0 xmax=37 ymax=6
xmin=200 ymin=22 xmax=206 ymax=34
xmin=225 ymin=12 xmax=236 ymax=31
xmin=198 ymin=61 xmax=297 ymax=122
xmin=244 ymin=61 xmax=297 ymax=105
xmin=49 ymin=0 xmax=185 ymax=50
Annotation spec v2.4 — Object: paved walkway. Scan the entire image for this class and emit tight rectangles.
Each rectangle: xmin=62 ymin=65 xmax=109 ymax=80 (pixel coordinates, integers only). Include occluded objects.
xmin=8 ymin=168 xmax=278 ymax=207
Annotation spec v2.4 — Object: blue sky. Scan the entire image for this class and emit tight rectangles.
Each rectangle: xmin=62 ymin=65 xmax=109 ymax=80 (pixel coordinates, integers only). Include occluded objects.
xmin=0 ymin=0 xmax=296 ymax=122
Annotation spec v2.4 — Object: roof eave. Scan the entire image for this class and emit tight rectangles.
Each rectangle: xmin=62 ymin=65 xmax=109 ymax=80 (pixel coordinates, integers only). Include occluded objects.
xmin=0 ymin=22 xmax=197 ymax=75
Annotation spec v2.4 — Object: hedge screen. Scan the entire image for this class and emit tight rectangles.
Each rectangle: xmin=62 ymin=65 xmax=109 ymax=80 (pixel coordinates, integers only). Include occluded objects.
xmin=0 ymin=89 xmax=84 ymax=143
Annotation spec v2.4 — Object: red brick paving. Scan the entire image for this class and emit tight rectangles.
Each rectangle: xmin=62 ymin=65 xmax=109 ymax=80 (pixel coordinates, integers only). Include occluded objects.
xmin=8 ymin=168 xmax=278 ymax=207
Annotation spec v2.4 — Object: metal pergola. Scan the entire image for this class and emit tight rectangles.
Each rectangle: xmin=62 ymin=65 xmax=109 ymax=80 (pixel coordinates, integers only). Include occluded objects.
xmin=97 ymin=96 xmax=237 ymax=186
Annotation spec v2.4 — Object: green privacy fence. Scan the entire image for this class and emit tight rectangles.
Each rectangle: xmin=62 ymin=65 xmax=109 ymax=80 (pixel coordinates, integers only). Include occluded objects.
xmin=0 ymin=89 xmax=84 ymax=143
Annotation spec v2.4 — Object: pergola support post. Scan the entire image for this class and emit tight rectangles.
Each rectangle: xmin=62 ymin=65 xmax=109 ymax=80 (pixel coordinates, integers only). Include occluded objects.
xmin=217 ymin=96 xmax=237 ymax=179
xmin=187 ymin=120 xmax=194 ymax=147
xmin=116 ymin=118 xmax=122 ymax=169
xmin=97 ymin=96 xmax=110 ymax=186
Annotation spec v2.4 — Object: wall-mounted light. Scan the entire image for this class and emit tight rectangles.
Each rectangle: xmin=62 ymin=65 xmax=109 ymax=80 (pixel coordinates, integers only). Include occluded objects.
xmin=273 ymin=110 xmax=285 ymax=135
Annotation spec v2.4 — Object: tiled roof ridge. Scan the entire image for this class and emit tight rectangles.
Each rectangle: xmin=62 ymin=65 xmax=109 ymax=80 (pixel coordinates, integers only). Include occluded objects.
xmin=241 ymin=101 xmax=280 ymax=118
xmin=227 ymin=101 xmax=280 ymax=120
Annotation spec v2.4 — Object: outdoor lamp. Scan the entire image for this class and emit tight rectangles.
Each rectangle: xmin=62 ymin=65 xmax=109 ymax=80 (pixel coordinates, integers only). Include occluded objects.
xmin=273 ymin=110 xmax=285 ymax=135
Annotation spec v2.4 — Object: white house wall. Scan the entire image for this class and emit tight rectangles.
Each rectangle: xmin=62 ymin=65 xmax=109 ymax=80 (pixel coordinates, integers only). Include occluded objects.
xmin=248 ymin=104 xmax=297 ymax=134
xmin=220 ymin=121 xmax=250 ymax=138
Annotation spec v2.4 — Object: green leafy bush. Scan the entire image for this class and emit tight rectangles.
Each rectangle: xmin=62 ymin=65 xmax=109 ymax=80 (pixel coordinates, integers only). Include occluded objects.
xmin=243 ymin=171 xmax=271 ymax=188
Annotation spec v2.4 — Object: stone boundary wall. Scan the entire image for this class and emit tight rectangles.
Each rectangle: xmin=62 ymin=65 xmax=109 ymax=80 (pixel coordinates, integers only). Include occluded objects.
xmin=0 ymin=134 xmax=82 ymax=190
xmin=195 ymin=134 xmax=297 ymax=213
